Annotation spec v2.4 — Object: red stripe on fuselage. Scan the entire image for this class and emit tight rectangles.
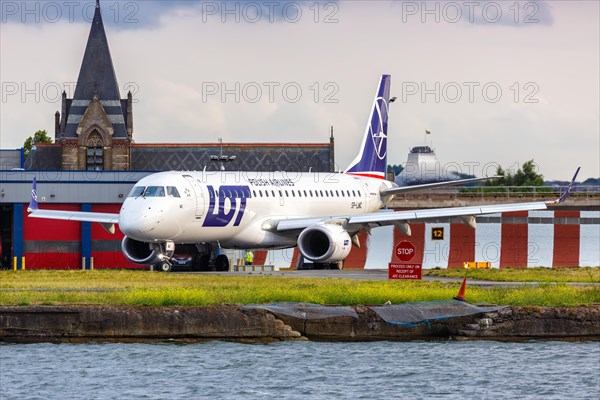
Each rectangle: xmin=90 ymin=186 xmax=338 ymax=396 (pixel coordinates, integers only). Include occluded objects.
xmin=346 ymin=172 xmax=384 ymax=180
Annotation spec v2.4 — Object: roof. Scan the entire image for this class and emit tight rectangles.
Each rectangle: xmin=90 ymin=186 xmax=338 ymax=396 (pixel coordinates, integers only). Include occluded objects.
xmin=64 ymin=1 xmax=128 ymax=138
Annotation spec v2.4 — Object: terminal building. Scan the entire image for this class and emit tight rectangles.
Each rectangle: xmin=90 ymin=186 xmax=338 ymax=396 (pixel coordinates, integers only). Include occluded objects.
xmin=1 ymin=2 xmax=598 ymax=270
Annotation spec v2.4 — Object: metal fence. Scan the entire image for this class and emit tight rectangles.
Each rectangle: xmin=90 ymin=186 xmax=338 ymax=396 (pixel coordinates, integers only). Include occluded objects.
xmin=401 ymin=186 xmax=600 ymax=200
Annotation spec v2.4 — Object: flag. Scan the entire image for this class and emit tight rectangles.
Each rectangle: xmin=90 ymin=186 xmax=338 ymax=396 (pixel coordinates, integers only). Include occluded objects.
xmin=425 ymin=130 xmax=431 ymax=135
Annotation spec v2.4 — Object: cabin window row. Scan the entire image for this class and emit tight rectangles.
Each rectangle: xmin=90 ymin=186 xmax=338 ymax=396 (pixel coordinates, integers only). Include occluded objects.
xmin=209 ymin=188 xmax=363 ymax=199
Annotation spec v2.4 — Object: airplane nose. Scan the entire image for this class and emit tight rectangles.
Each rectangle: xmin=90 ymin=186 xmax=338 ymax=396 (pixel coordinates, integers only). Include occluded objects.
xmin=119 ymin=207 xmax=164 ymax=239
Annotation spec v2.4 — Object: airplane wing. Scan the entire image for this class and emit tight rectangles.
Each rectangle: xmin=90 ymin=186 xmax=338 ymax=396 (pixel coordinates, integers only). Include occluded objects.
xmin=382 ymin=176 xmax=499 ymax=196
xmin=275 ymin=168 xmax=580 ymax=233
xmin=28 ymin=209 xmax=119 ymax=224
xmin=27 ymin=177 xmax=119 ymax=233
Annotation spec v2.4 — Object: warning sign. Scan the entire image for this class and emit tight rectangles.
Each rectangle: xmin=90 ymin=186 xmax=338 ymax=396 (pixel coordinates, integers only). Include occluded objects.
xmin=395 ymin=241 xmax=416 ymax=262
xmin=388 ymin=263 xmax=422 ymax=280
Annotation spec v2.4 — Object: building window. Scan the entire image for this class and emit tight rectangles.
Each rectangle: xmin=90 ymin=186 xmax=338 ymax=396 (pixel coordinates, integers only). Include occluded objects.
xmin=86 ymin=132 xmax=104 ymax=171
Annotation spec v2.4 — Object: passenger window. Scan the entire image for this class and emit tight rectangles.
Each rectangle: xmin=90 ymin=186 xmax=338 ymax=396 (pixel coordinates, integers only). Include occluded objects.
xmin=265 ymin=191 xmax=268 ymax=197
xmin=285 ymin=190 xmax=289 ymax=197
xmin=253 ymin=190 xmax=256 ymax=197
xmin=272 ymin=190 xmax=276 ymax=197
xmin=166 ymin=186 xmax=180 ymax=198
xmin=304 ymin=190 xmax=308 ymax=197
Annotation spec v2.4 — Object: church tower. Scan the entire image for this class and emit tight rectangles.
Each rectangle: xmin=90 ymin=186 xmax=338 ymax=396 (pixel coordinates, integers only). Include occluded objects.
xmin=55 ymin=0 xmax=133 ymax=170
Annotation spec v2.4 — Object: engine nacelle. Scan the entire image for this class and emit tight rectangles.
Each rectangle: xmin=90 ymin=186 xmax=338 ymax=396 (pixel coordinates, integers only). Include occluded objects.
xmin=121 ymin=237 xmax=175 ymax=265
xmin=297 ymin=224 xmax=352 ymax=263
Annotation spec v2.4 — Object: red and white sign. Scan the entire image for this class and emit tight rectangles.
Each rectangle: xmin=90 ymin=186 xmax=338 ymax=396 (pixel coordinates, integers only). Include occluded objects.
xmin=395 ymin=241 xmax=416 ymax=262
xmin=389 ymin=263 xmax=422 ymax=280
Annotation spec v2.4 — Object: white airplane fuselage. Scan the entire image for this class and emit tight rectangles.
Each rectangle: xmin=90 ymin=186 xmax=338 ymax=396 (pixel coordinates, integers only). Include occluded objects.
xmin=118 ymin=171 xmax=394 ymax=249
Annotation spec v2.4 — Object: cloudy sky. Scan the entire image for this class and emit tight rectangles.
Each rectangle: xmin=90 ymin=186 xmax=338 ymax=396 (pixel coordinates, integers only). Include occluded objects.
xmin=1 ymin=0 xmax=598 ymax=180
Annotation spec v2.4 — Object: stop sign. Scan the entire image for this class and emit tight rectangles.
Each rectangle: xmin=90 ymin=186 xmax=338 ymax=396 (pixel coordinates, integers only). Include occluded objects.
xmin=395 ymin=241 xmax=416 ymax=262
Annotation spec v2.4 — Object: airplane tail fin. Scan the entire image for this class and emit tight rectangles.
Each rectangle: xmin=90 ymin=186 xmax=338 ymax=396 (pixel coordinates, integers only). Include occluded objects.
xmin=344 ymin=74 xmax=391 ymax=179
xmin=28 ymin=177 xmax=38 ymax=212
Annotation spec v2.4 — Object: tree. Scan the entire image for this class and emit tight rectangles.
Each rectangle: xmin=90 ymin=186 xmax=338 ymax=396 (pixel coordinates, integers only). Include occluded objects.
xmin=387 ymin=164 xmax=404 ymax=176
xmin=23 ymin=130 xmax=52 ymax=158
xmin=485 ymin=160 xmax=547 ymax=187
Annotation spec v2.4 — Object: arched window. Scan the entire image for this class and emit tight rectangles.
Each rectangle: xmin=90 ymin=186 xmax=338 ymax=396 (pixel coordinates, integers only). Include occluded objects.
xmin=86 ymin=131 xmax=104 ymax=171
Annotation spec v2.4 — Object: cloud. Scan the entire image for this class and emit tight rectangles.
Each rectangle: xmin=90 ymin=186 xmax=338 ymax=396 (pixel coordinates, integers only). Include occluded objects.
xmin=390 ymin=0 xmax=553 ymax=27
xmin=0 ymin=0 xmax=339 ymax=30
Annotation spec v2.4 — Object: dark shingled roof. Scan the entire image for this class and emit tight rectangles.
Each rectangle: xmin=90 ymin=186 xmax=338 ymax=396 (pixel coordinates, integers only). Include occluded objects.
xmin=64 ymin=0 xmax=128 ymax=138
xmin=73 ymin=0 xmax=120 ymax=101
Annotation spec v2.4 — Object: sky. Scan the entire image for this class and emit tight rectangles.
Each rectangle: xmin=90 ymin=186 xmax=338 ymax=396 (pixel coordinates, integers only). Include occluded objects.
xmin=1 ymin=0 xmax=598 ymax=181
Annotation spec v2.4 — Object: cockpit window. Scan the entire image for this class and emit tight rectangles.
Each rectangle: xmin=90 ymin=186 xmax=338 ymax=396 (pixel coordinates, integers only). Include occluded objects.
xmin=128 ymin=186 xmax=145 ymax=197
xmin=167 ymin=186 xmax=180 ymax=198
xmin=144 ymin=186 xmax=165 ymax=197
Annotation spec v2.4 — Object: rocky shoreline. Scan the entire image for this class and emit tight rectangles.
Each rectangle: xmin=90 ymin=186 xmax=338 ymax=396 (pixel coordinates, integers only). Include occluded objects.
xmin=1 ymin=303 xmax=599 ymax=343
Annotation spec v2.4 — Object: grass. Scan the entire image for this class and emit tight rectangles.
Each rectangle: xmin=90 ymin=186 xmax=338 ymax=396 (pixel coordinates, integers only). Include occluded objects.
xmin=424 ymin=267 xmax=600 ymax=283
xmin=1 ymin=270 xmax=599 ymax=307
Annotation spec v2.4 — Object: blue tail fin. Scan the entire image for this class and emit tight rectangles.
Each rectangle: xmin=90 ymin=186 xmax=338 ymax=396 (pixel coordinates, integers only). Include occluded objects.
xmin=344 ymin=74 xmax=391 ymax=179
xmin=28 ymin=177 xmax=38 ymax=212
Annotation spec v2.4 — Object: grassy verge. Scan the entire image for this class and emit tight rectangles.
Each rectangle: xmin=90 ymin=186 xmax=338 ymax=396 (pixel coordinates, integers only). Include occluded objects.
xmin=1 ymin=270 xmax=599 ymax=307
xmin=424 ymin=267 xmax=600 ymax=283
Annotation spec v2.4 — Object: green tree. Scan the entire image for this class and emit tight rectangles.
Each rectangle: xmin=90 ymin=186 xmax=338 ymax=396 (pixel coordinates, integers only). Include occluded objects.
xmin=387 ymin=164 xmax=404 ymax=175
xmin=484 ymin=160 xmax=551 ymax=193
xmin=23 ymin=130 xmax=52 ymax=158
xmin=486 ymin=160 xmax=545 ymax=187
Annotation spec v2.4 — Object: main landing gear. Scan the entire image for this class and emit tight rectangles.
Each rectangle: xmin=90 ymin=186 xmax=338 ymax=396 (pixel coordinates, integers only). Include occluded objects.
xmin=153 ymin=243 xmax=230 ymax=272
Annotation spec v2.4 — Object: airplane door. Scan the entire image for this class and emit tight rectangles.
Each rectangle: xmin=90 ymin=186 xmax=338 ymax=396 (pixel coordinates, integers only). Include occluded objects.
xmin=183 ymin=175 xmax=204 ymax=219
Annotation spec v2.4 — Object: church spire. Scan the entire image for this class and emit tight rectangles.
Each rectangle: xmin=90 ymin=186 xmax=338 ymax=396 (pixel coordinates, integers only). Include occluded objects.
xmin=72 ymin=0 xmax=120 ymax=101
xmin=63 ymin=0 xmax=129 ymax=139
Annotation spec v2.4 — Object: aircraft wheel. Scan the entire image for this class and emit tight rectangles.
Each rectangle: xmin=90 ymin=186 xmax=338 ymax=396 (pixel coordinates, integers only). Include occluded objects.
xmin=192 ymin=254 xmax=209 ymax=272
xmin=215 ymin=254 xmax=229 ymax=272
xmin=158 ymin=261 xmax=172 ymax=273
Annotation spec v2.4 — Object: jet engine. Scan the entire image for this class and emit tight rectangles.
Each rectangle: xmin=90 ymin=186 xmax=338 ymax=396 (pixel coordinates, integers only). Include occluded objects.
xmin=297 ymin=224 xmax=352 ymax=263
xmin=121 ymin=237 xmax=174 ymax=265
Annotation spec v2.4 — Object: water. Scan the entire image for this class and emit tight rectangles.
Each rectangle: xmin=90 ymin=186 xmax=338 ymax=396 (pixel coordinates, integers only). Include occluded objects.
xmin=1 ymin=341 xmax=599 ymax=400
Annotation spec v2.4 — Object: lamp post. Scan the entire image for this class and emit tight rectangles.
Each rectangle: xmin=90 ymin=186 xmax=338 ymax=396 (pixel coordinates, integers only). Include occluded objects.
xmin=210 ymin=138 xmax=236 ymax=171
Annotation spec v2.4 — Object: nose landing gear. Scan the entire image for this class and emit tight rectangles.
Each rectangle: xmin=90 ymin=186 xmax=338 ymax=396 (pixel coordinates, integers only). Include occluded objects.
xmin=157 ymin=260 xmax=173 ymax=272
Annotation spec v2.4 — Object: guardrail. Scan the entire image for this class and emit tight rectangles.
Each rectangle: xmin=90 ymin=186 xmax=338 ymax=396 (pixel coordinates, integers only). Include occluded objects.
xmin=397 ymin=186 xmax=600 ymax=200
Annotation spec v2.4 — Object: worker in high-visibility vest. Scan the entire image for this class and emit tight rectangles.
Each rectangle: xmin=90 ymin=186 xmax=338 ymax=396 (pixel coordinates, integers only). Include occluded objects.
xmin=245 ymin=251 xmax=254 ymax=266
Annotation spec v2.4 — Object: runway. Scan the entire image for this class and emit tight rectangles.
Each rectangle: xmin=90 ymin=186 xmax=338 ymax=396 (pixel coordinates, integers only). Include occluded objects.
xmin=180 ymin=269 xmax=596 ymax=287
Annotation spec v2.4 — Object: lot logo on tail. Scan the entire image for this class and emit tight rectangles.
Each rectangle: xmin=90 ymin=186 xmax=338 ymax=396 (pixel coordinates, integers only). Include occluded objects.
xmin=344 ymin=74 xmax=391 ymax=179
xmin=370 ymin=97 xmax=389 ymax=161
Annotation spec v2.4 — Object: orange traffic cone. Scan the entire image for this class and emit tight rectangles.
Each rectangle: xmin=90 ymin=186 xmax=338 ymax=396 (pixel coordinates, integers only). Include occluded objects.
xmin=453 ymin=277 xmax=467 ymax=302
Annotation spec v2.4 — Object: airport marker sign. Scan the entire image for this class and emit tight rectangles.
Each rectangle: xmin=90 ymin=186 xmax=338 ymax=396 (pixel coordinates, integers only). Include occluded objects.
xmin=390 ymin=241 xmax=421 ymax=280
xmin=395 ymin=241 xmax=416 ymax=262
xmin=388 ymin=263 xmax=422 ymax=280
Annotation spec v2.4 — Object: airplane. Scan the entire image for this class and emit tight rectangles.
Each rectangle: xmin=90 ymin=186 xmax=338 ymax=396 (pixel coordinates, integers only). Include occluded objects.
xmin=27 ymin=75 xmax=580 ymax=272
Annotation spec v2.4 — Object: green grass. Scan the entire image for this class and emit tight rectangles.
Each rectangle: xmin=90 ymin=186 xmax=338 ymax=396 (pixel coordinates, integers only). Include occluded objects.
xmin=424 ymin=267 xmax=600 ymax=283
xmin=1 ymin=270 xmax=599 ymax=307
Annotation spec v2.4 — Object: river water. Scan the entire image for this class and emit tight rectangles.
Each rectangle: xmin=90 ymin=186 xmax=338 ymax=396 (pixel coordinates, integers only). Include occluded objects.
xmin=1 ymin=341 xmax=599 ymax=400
